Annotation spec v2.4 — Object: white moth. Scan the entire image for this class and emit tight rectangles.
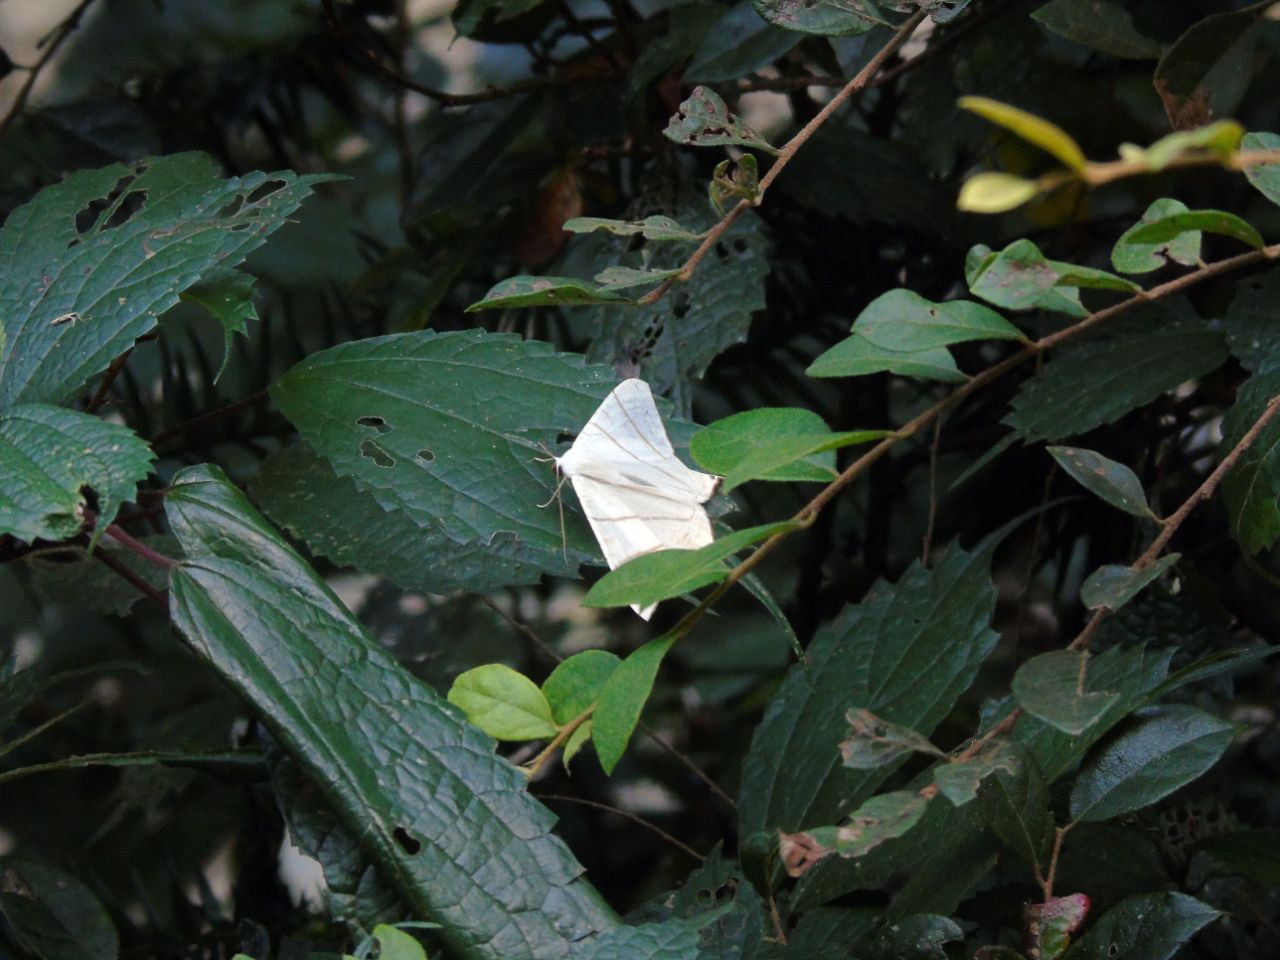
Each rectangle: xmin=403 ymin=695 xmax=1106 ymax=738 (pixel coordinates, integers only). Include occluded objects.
xmin=555 ymin=379 xmax=719 ymax=620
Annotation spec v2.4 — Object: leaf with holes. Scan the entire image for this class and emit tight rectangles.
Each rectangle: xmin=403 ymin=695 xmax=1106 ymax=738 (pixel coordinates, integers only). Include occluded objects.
xmin=0 ymin=404 xmax=153 ymax=546
xmin=932 ymin=742 xmax=1020 ymax=807
xmin=1058 ymin=893 xmax=1219 ymax=960
xmin=1047 ymin=446 xmax=1155 ymax=519
xmin=1030 ymin=0 xmax=1163 ymax=59
xmin=839 ymin=709 xmax=945 ymax=769
xmin=448 ymin=664 xmax=559 ymax=741
xmin=563 ymin=216 xmax=705 ymax=243
xmin=1219 ymin=361 xmax=1280 ymax=555
xmin=1080 ymin=556 xmax=1179 ymax=613
xmin=1242 ymin=131 xmax=1280 ymax=207
xmin=1122 ymin=209 xmax=1263 ymax=251
xmin=178 ymin=267 xmax=257 ymax=383
xmin=466 ymin=274 xmax=634 ymax=311
xmin=662 ymin=86 xmax=779 ymax=154
xmin=1111 ymin=199 xmax=1201 ymax=274
xmin=752 ymin=0 xmax=886 ymax=38
xmin=1013 ymin=651 xmax=1119 ymax=736
xmin=0 ymin=152 xmax=335 ymax=408
xmin=165 ymin=465 xmax=620 ymax=958
xmin=781 ymin=792 xmax=930 ymax=878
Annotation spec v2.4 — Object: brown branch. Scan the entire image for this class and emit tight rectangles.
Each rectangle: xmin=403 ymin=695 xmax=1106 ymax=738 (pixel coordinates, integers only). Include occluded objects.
xmin=93 ymin=543 xmax=168 ymax=607
xmin=0 ymin=0 xmax=98 ymax=140
xmin=637 ymin=721 xmax=738 ymax=810
xmin=535 ymin=793 xmax=705 ymax=862
xmin=106 ymin=524 xmax=176 ymax=570
xmin=148 ymin=388 xmax=269 ymax=448
xmin=87 ymin=348 xmax=133 ymax=413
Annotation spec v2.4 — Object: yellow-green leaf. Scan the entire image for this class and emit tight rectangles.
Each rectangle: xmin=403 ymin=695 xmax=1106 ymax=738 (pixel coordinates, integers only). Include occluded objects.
xmin=958 ymin=95 xmax=1087 ymax=173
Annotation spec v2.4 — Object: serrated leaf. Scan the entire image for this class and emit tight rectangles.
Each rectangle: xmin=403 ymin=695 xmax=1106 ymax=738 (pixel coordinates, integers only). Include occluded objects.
xmin=542 ymin=650 xmax=621 ymax=725
xmin=0 ymin=404 xmax=154 ymax=545
xmin=0 ymin=153 xmax=334 ymax=408
xmin=1219 ymin=362 xmax=1280 ymax=555
xmin=932 ymin=741 xmax=1020 ymax=807
xmin=0 ymin=858 xmax=119 ymax=960
xmin=1153 ymin=5 xmax=1266 ymax=130
xmin=1047 ymin=446 xmax=1154 ymax=518
xmin=467 ymin=274 xmax=633 ymax=311
xmin=563 ymin=216 xmax=704 ymax=243
xmin=978 ymin=753 xmax=1054 ymax=868
xmin=1005 ymin=305 xmax=1228 ymax=443
xmin=1122 ymin=209 xmax=1263 ymax=250
xmin=572 ymin=910 xmax=731 ymax=960
xmin=592 ymin=633 xmax=678 ymax=775
xmin=1013 ymin=651 xmax=1119 ymax=735
xmin=1069 ymin=705 xmax=1234 ymax=822
xmin=810 ymin=289 xmax=1024 ymax=381
xmin=164 ymin=465 xmax=620 ymax=958
xmin=1242 ymin=131 xmax=1280 ymax=208
xmin=753 ymin=0 xmax=885 ymax=38
xmin=1111 ymin=199 xmax=1200 ymax=274
xmin=683 ymin=1 xmax=803 ymax=83
xmin=178 ymin=267 xmax=257 ymax=383
xmin=1058 ymin=893 xmax=1219 ymax=960
xmin=958 ymin=96 xmax=1087 ymax=173
xmin=957 ymin=172 xmax=1041 ymax=212
xmin=839 ymin=708 xmax=945 ymax=769
xmin=448 ymin=664 xmax=559 ymax=741
xmin=663 ymin=86 xmax=779 ymax=154
xmin=1030 ymin=0 xmax=1163 ymax=59
xmin=583 ymin=521 xmax=799 ymax=610
xmin=1080 ymin=556 xmax=1179 ymax=613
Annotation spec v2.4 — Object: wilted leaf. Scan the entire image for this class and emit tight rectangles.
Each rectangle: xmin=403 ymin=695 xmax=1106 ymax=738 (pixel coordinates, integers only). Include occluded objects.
xmin=968 ymin=239 xmax=1137 ymax=318
xmin=932 ymin=741 xmax=1020 ymax=807
xmin=1080 ymin=555 xmax=1179 ymax=613
xmin=1025 ymin=894 xmax=1091 ymax=960
xmin=563 ymin=215 xmax=704 ymax=242
xmin=1153 ymin=6 xmax=1268 ymax=129
xmin=782 ymin=791 xmax=930 ymax=877
xmin=663 ymin=86 xmax=778 ymax=154
xmin=1013 ymin=651 xmax=1119 ymax=735
xmin=1031 ymin=0 xmax=1162 ymax=59
xmin=839 ymin=708 xmax=945 ymax=769
xmin=1047 ymin=446 xmax=1155 ymax=519
xmin=448 ymin=664 xmax=559 ymax=741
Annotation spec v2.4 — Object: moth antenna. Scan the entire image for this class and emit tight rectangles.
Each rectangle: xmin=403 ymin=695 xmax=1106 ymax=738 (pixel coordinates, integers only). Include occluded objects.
xmin=533 ymin=439 xmax=556 ymax=464
xmin=557 ymin=484 xmax=567 ymax=563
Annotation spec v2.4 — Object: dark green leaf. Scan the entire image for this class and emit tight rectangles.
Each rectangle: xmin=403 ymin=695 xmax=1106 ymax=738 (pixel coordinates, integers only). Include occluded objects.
xmin=1080 ymin=556 xmax=1179 ymax=613
xmin=1220 ymin=361 xmax=1280 ymax=555
xmin=542 ymin=650 xmax=621 ymax=725
xmin=466 ymin=274 xmax=633 ymax=311
xmin=574 ymin=911 xmax=731 ymax=960
xmin=1005 ymin=305 xmax=1228 ymax=443
xmin=1122 ymin=209 xmax=1263 ymax=251
xmin=448 ymin=664 xmax=559 ymax=741
xmin=583 ymin=521 xmax=799 ymax=610
xmin=863 ymin=913 xmax=963 ymax=960
xmin=1013 ymin=651 xmax=1120 ymax=736
xmin=164 ymin=465 xmax=620 ymax=958
xmin=178 ymin=267 xmax=256 ymax=383
xmin=563 ymin=216 xmax=704 ymax=243
xmin=1111 ymin=199 xmax=1200 ymax=274
xmin=592 ymin=633 xmax=678 ymax=775
xmin=1225 ymin=263 xmax=1280 ymax=372
xmin=969 ymin=240 xmax=1136 ymax=318
xmin=452 ymin=0 xmax=547 ymax=37
xmin=932 ymin=741 xmax=1020 ymax=807
xmin=0 ymin=858 xmax=118 ymax=960
xmin=839 ymin=708 xmax=945 ymax=769
xmin=663 ymin=87 xmax=778 ymax=154
xmin=1031 ymin=0 xmax=1162 ymax=58
xmin=1153 ymin=6 xmax=1268 ymax=129
xmin=1047 ymin=446 xmax=1155 ymax=519
xmin=782 ymin=792 xmax=930 ymax=877
xmin=0 ymin=153 xmax=333 ymax=407
xmin=19 ymin=535 xmax=176 ymax=616
xmin=1242 ymin=131 xmax=1280 ymax=208
xmin=1058 ymin=893 xmax=1219 ymax=960
xmin=683 ymin=2 xmax=803 ymax=83
xmin=1069 ymin=705 xmax=1234 ymax=822
xmin=753 ymin=0 xmax=885 ymax=38
xmin=1190 ymin=829 xmax=1280 ymax=886
xmin=1150 ymin=645 xmax=1278 ymax=700
xmin=978 ymin=752 xmax=1054 ymax=869
xmin=0 ymin=404 xmax=153 ymax=544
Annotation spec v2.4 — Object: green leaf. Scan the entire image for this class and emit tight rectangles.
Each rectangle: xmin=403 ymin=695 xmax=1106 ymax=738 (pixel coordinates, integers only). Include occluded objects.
xmin=683 ymin=1 xmax=803 ymax=83
xmin=448 ymin=664 xmax=559 ymax=741
xmin=563 ymin=722 xmax=593 ymax=767
xmin=957 ymin=172 xmax=1041 ymax=213
xmin=0 ymin=153 xmax=334 ymax=408
xmin=0 ymin=404 xmax=154 ymax=545
xmin=709 ymin=153 xmax=760 ymax=215
xmin=563 ymin=215 xmax=704 ymax=243
xmin=1153 ymin=5 xmax=1268 ymax=130
xmin=1111 ymin=199 xmax=1201 ymax=274
xmin=739 ymin=539 xmax=1001 ymax=838
xmin=19 ymin=535 xmax=176 ymax=616
xmin=839 ymin=708 xmax=945 ymax=769
xmin=542 ymin=650 xmax=621 ymax=725
xmin=663 ymin=86 xmax=779 ymax=154
xmin=178 ymin=267 xmax=257 ymax=383
xmin=592 ymin=266 xmax=682 ymax=291
xmin=863 ymin=914 xmax=963 ymax=960
xmin=958 ymin=96 xmax=1087 ymax=173
xmin=1225 ymin=263 xmax=1280 ymax=372
xmin=583 ymin=521 xmax=799 ymax=609
xmin=452 ymin=0 xmax=547 ymax=37
xmin=1030 ymin=0 xmax=1163 ymax=59
xmin=1080 ymin=556 xmax=1180 ymax=613
xmin=574 ymin=911 xmax=732 ymax=960
xmin=1012 ymin=651 xmax=1120 ymax=735
xmin=1047 ymin=446 xmax=1155 ymax=519
xmin=0 ymin=858 xmax=119 ymax=960
xmin=967 ymin=240 xmax=1091 ymax=318
xmin=592 ymin=633 xmax=678 ymax=775
xmin=1190 ymin=830 xmax=1280 ymax=886
xmin=370 ymin=925 xmax=430 ymax=960
xmin=978 ymin=753 xmax=1054 ymax=869
xmin=782 ymin=792 xmax=930 ymax=877
xmin=164 ymin=465 xmax=620 ymax=958
xmin=932 ymin=741 xmax=1020 ymax=807
xmin=1137 ymin=121 xmax=1245 ymax=170
xmin=1069 ymin=705 xmax=1234 ymax=822
xmin=809 ymin=289 xmax=1025 ymax=382
xmin=752 ymin=0 xmax=885 ymax=39
xmin=1058 ymin=893 xmax=1219 ymax=960
xmin=466 ymin=274 xmax=633 ymax=311
xmin=1220 ymin=362 xmax=1280 ymax=554
xmin=1122 ymin=209 xmax=1263 ymax=251
xmin=1005 ymin=305 xmax=1228 ymax=443
xmin=1242 ymin=131 xmax=1280 ymax=208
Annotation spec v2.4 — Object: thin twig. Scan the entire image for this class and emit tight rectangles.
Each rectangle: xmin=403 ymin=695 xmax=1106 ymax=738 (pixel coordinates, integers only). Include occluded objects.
xmin=0 ymin=0 xmax=98 ymax=140
xmin=535 ymin=793 xmax=705 ymax=862
xmin=921 ymin=415 xmax=944 ymax=566
xmin=637 ymin=721 xmax=737 ymax=809
xmin=0 ymin=700 xmax=91 ymax=762
xmin=93 ymin=543 xmax=168 ymax=606
xmin=88 ymin=348 xmax=133 ymax=413
xmin=524 ymin=704 xmax=594 ymax=777
xmin=148 ymin=388 xmax=269 ymax=447
xmin=106 ymin=524 xmax=176 ymax=570
xmin=480 ymin=594 xmax=563 ymax=664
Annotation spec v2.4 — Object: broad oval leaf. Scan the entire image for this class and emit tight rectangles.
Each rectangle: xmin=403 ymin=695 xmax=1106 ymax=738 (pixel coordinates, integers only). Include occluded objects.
xmin=1153 ymin=5 xmax=1266 ymax=130
xmin=0 ymin=404 xmax=154 ymax=545
xmin=957 ymin=172 xmax=1041 ymax=213
xmin=1219 ymin=361 xmax=1280 ymax=555
xmin=1080 ymin=555 xmax=1179 ymax=613
xmin=752 ymin=0 xmax=885 ymax=39
xmin=958 ymin=96 xmax=1087 ymax=173
xmin=1012 ymin=650 xmax=1120 ymax=736
xmin=1030 ymin=0 xmax=1163 ymax=59
xmin=592 ymin=633 xmax=678 ymax=775
xmin=1069 ymin=705 xmax=1234 ymax=822
xmin=1047 ymin=446 xmax=1154 ymax=519
xmin=466 ymin=274 xmax=633 ymax=311
xmin=839 ymin=708 xmax=944 ymax=769
xmin=1122 ymin=209 xmax=1263 ymax=251
xmin=1111 ymin=198 xmax=1201 ymax=274
xmin=663 ymin=86 xmax=779 ymax=154
xmin=1242 ymin=131 xmax=1280 ymax=208
xmin=542 ymin=649 xmax=621 ymax=725
xmin=1058 ymin=892 xmax=1219 ymax=960
xmin=683 ymin=1 xmax=803 ymax=83
xmin=448 ymin=664 xmax=559 ymax=741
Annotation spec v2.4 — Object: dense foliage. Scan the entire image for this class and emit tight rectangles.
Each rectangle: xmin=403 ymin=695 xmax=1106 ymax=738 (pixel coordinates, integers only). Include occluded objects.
xmin=1 ymin=1 xmax=1279 ymax=959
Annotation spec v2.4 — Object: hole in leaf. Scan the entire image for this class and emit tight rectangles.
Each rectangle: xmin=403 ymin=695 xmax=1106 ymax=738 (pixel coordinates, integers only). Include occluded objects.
xmin=66 ymin=238 xmax=81 ymax=249
xmin=415 ymin=448 xmax=434 ymax=464
xmin=102 ymin=190 xmax=148 ymax=230
xmin=356 ymin=416 xmax=391 ymax=434
xmin=246 ymin=180 xmax=285 ymax=204
xmin=359 ymin=439 xmax=395 ymax=468
xmin=75 ymin=173 xmax=136 ymax=233
xmin=218 ymin=195 xmax=244 ymax=218
xmin=393 ymin=826 xmax=422 ymax=855
xmin=556 ymin=432 xmax=574 ymax=446
xmin=732 ymin=238 xmax=748 ymax=254
xmin=714 ymin=241 xmax=729 ymax=261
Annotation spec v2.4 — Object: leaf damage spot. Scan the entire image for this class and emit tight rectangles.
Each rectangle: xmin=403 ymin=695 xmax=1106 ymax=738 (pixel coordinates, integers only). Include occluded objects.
xmin=415 ymin=448 xmax=434 ymax=464
xmin=356 ymin=415 xmax=391 ymax=434
xmin=392 ymin=825 xmax=422 ymax=855
xmin=359 ymin=439 xmax=395 ymax=468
